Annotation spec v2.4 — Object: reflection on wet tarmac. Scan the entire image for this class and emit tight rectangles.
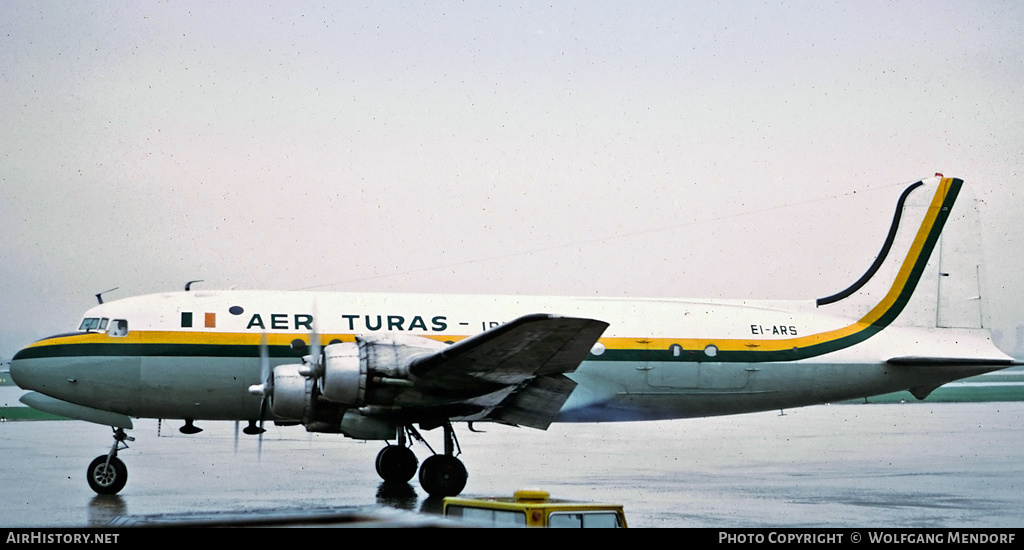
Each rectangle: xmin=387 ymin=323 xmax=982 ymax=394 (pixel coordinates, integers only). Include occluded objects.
xmin=3 ymin=402 xmax=1023 ymax=527
xmin=87 ymin=496 xmax=126 ymax=527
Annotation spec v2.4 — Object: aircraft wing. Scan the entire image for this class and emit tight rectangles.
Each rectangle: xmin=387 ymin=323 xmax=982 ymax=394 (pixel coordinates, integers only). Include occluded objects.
xmin=407 ymin=314 xmax=609 ymax=429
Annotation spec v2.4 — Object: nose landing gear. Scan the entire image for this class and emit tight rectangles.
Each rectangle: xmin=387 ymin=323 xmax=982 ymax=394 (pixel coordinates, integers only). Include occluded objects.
xmin=87 ymin=427 xmax=133 ymax=495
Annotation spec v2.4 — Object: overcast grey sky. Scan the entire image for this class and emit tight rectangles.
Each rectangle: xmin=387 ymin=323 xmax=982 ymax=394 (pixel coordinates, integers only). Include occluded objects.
xmin=2 ymin=1 xmax=1023 ymax=359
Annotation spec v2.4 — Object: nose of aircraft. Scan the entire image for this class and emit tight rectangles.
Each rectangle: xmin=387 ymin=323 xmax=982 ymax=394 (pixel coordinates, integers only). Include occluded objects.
xmin=8 ymin=331 xmax=84 ymax=393
xmin=9 ymin=347 xmax=38 ymax=391
xmin=8 ymin=338 xmax=64 ymax=393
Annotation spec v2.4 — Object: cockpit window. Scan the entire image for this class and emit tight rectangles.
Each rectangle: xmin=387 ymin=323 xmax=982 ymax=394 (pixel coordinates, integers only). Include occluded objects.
xmin=108 ymin=319 xmax=129 ymax=337
xmin=78 ymin=317 xmax=112 ymax=332
xmin=79 ymin=318 xmax=101 ymax=331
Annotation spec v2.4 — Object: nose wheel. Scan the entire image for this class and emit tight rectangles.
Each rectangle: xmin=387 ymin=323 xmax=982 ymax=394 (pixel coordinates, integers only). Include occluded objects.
xmin=87 ymin=455 xmax=127 ymax=495
xmin=87 ymin=427 xmax=133 ymax=495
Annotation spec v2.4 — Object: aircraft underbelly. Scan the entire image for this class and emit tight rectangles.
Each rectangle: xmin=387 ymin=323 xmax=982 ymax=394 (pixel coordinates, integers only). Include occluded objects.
xmin=560 ymin=359 xmax=993 ymax=422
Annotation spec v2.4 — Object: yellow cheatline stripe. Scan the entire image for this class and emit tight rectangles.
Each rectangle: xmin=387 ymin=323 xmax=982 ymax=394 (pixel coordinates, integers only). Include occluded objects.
xmin=25 ymin=330 xmax=468 ymax=348
xmin=857 ymin=177 xmax=951 ymax=327
xmin=26 ymin=181 xmax=953 ymax=357
xmin=25 ymin=332 xmax=109 ymax=348
xmin=601 ymin=179 xmax=952 ymax=353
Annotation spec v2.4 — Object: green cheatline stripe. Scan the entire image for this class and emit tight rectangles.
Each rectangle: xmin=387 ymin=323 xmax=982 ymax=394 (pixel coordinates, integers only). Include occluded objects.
xmin=601 ymin=179 xmax=954 ymax=364
xmin=13 ymin=342 xmax=298 ymax=360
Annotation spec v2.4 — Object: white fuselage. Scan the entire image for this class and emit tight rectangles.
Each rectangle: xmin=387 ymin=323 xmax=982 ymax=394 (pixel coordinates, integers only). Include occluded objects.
xmin=10 ymin=289 xmax=1009 ymax=427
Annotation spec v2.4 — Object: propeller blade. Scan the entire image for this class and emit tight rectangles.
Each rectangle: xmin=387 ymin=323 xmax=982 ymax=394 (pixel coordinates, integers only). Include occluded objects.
xmin=248 ymin=333 xmax=273 ymax=396
xmin=310 ymin=327 xmax=321 ymax=374
xmin=299 ymin=305 xmax=323 ymax=378
xmin=260 ymin=333 xmax=271 ymax=394
xmin=311 ymin=300 xmax=321 ymax=360
xmin=253 ymin=333 xmax=270 ymax=460
xmin=258 ymin=396 xmax=267 ymax=460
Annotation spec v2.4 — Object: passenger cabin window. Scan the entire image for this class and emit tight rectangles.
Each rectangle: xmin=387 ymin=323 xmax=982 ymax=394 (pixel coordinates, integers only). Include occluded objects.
xmin=108 ymin=319 xmax=129 ymax=337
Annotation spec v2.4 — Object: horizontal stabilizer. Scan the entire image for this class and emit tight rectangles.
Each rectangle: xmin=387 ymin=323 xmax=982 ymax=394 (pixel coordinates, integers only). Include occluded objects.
xmin=886 ymin=357 xmax=1021 ymax=367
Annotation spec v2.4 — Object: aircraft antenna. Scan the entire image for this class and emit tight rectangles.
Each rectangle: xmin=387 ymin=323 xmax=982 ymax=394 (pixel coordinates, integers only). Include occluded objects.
xmin=185 ymin=280 xmax=204 ymax=291
xmin=95 ymin=288 xmax=119 ymax=305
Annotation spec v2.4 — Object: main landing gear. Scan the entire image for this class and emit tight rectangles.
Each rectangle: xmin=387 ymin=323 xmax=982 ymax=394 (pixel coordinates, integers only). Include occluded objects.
xmin=87 ymin=427 xmax=134 ymax=495
xmin=375 ymin=422 xmax=468 ymax=498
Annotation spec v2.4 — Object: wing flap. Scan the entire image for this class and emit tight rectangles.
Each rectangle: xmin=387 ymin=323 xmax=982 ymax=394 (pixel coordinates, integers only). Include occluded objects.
xmin=492 ymin=374 xmax=578 ymax=430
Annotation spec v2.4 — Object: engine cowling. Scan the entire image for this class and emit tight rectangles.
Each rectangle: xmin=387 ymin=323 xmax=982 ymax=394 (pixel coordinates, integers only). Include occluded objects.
xmin=320 ymin=334 xmax=448 ymax=406
xmin=270 ymin=363 xmax=314 ymax=421
xmin=319 ymin=342 xmax=363 ymax=405
xmin=268 ymin=334 xmax=447 ymax=435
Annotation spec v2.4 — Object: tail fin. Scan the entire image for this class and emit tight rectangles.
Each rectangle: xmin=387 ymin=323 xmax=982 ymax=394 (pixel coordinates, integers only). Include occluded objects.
xmin=816 ymin=176 xmax=985 ymax=329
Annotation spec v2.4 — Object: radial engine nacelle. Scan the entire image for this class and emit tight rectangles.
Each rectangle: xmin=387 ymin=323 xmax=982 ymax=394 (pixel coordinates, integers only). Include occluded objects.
xmin=269 ymin=334 xmax=449 ymax=433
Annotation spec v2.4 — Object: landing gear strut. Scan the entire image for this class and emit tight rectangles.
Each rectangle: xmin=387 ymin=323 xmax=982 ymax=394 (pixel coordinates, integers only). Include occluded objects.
xmin=87 ymin=427 xmax=134 ymax=495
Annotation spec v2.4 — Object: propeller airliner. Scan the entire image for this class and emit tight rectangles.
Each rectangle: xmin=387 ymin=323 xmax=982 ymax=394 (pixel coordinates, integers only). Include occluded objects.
xmin=9 ymin=176 xmax=1017 ymax=497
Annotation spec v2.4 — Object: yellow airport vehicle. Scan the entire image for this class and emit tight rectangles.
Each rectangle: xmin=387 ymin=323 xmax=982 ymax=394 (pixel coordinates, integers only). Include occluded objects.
xmin=442 ymin=489 xmax=627 ymax=528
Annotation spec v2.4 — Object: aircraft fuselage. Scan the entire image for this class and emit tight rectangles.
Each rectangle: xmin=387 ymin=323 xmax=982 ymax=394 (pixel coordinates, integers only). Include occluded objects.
xmin=10 ymin=290 xmax=1006 ymax=425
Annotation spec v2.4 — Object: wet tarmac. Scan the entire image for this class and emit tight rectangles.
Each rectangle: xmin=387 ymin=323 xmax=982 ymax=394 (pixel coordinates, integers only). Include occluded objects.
xmin=1 ymin=401 xmax=1022 ymax=528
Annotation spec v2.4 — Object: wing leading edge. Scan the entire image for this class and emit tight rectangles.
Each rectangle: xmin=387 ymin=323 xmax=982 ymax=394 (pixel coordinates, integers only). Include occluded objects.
xmin=408 ymin=314 xmax=609 ymax=429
